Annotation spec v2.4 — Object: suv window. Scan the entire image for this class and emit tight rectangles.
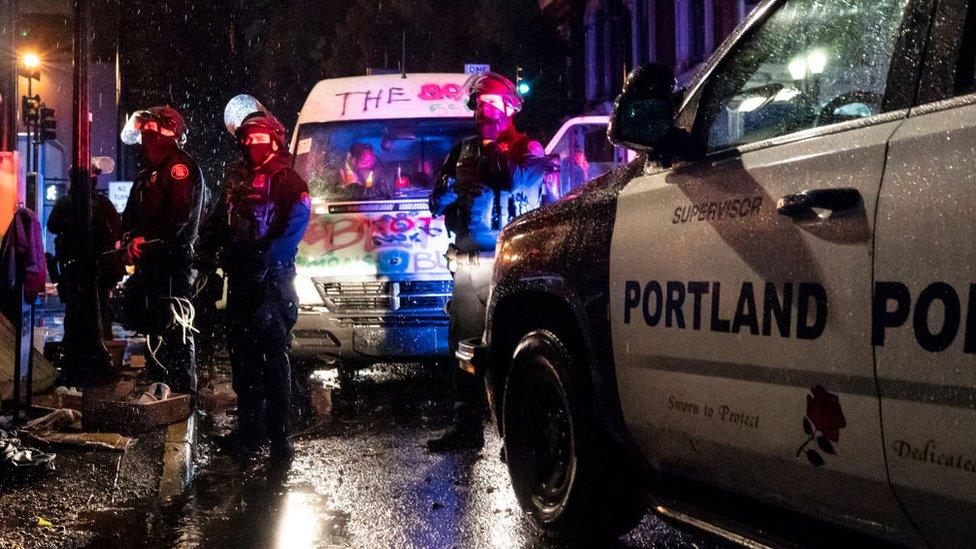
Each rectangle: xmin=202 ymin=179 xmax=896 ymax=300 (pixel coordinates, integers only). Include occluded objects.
xmin=925 ymin=0 xmax=976 ymax=99
xmin=952 ymin=1 xmax=976 ymax=95
xmin=700 ymin=0 xmax=911 ymax=152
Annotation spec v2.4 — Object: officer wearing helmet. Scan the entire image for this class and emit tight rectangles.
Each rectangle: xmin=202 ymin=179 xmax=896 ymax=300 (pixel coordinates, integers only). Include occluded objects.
xmin=120 ymin=106 xmax=204 ymax=396
xmin=208 ymin=95 xmax=310 ymax=461
xmin=427 ymin=72 xmax=556 ymax=452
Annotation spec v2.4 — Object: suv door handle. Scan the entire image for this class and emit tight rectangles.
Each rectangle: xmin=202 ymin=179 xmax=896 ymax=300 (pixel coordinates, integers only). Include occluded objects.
xmin=776 ymin=188 xmax=861 ymax=217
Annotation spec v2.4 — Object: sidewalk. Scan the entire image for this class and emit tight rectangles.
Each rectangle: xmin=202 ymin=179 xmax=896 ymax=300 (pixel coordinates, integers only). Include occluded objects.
xmin=0 ymin=425 xmax=171 ymax=548
xmin=0 ymin=300 xmax=209 ymax=549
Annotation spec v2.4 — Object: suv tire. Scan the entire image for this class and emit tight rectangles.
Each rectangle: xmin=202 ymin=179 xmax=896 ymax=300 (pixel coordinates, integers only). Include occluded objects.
xmin=502 ymin=329 xmax=645 ymax=541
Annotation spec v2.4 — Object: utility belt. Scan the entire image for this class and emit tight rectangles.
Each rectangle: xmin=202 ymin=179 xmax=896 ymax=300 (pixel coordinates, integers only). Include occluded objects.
xmin=445 ymin=245 xmax=495 ymax=274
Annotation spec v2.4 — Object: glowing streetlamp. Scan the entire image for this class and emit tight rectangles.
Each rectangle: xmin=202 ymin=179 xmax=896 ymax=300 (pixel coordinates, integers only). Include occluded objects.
xmin=21 ymin=52 xmax=40 ymax=70
xmin=19 ymin=51 xmax=41 ymax=80
xmin=19 ymin=51 xmax=43 ymax=196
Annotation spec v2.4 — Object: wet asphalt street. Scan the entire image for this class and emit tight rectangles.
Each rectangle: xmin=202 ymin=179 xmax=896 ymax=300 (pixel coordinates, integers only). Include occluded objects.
xmin=81 ymin=363 xmax=720 ymax=548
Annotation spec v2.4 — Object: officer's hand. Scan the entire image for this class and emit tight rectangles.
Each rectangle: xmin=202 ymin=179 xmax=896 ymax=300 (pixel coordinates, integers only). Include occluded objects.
xmin=127 ymin=236 xmax=147 ymax=262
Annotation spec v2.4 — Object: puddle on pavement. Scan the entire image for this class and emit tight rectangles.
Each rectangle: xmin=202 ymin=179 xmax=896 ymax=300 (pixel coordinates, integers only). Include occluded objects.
xmin=77 ymin=453 xmax=355 ymax=548
xmin=69 ymin=363 xmax=558 ymax=549
xmin=73 ymin=367 xmax=360 ymax=549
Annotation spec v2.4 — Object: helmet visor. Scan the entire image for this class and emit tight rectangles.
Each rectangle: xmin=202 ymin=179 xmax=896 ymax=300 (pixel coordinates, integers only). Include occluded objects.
xmin=224 ymin=94 xmax=268 ymax=136
xmin=120 ymin=110 xmax=152 ymax=145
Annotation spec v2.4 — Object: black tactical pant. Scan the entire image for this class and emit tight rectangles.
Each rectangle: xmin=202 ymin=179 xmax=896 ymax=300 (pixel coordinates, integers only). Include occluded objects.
xmin=141 ymin=261 xmax=197 ymax=396
xmin=226 ymin=264 xmax=298 ymax=446
xmin=447 ymin=247 xmax=495 ymax=434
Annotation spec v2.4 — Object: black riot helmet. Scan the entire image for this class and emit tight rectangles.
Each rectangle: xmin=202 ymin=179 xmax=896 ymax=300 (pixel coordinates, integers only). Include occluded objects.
xmin=464 ymin=72 xmax=523 ymax=114
xmin=120 ymin=105 xmax=188 ymax=146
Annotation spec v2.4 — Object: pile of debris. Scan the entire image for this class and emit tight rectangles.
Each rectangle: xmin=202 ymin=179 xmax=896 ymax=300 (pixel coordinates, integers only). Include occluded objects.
xmin=0 ymin=427 xmax=55 ymax=475
xmin=1 ymin=378 xmax=192 ymax=483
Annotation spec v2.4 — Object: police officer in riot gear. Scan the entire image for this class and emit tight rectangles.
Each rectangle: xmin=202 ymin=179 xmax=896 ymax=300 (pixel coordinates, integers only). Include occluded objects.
xmin=427 ymin=73 xmax=555 ymax=452
xmin=211 ymin=95 xmax=311 ymax=460
xmin=120 ymin=106 xmax=204 ymax=396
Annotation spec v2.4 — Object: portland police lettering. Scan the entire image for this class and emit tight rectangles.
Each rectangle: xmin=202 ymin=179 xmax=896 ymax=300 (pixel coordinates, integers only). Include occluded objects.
xmin=622 ymin=279 xmax=976 ymax=352
xmin=623 ymin=280 xmax=828 ymax=340
xmin=672 ymin=196 xmax=763 ymax=224
xmin=872 ymin=281 xmax=976 ymax=354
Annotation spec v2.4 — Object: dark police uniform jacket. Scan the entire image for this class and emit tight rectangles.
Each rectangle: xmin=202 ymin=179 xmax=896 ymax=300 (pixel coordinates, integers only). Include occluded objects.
xmin=430 ymin=129 xmax=548 ymax=252
xmin=122 ymin=148 xmax=205 ymax=266
xmin=209 ymin=158 xmax=311 ymax=279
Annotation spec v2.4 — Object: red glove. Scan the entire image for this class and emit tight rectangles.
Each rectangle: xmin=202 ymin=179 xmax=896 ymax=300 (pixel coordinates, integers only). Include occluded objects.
xmin=127 ymin=236 xmax=147 ymax=262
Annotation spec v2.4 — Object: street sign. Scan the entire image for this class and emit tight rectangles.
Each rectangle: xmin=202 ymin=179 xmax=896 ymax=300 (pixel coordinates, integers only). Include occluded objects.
xmin=464 ymin=64 xmax=491 ymax=75
xmin=108 ymin=181 xmax=133 ymax=212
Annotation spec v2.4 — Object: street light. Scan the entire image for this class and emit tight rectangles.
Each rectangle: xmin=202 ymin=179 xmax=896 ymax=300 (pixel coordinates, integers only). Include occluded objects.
xmin=21 ymin=52 xmax=40 ymax=70
xmin=18 ymin=51 xmax=43 ymax=209
xmin=19 ymin=51 xmax=41 ymax=80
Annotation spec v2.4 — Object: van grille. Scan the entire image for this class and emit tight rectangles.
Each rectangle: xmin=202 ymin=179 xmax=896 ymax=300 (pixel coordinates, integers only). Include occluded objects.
xmin=314 ymin=279 xmax=451 ymax=314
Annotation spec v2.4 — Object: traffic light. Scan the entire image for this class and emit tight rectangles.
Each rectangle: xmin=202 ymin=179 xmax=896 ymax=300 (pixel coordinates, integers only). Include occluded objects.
xmin=21 ymin=95 xmax=39 ymax=126
xmin=39 ymin=106 xmax=57 ymax=142
xmin=515 ymin=66 xmax=531 ymax=96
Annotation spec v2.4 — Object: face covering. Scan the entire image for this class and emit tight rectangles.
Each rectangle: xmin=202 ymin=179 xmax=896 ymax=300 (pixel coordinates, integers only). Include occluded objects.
xmin=476 ymin=97 xmax=512 ymax=141
xmin=139 ymin=130 xmax=177 ymax=166
xmin=241 ymin=131 xmax=276 ymax=168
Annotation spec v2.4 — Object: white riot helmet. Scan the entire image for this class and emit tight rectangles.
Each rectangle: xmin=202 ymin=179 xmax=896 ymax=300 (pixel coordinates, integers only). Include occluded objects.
xmin=223 ymin=94 xmax=288 ymax=146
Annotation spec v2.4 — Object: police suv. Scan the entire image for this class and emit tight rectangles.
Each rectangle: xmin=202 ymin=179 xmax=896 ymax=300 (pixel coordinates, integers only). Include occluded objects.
xmin=460 ymin=0 xmax=976 ymax=545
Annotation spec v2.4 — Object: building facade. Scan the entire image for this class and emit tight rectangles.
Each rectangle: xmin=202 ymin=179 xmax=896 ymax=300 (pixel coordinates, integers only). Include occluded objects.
xmin=542 ymin=0 xmax=760 ymax=112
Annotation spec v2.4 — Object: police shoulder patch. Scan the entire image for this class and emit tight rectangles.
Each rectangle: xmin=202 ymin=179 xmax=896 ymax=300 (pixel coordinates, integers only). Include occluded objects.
xmin=170 ymin=163 xmax=190 ymax=180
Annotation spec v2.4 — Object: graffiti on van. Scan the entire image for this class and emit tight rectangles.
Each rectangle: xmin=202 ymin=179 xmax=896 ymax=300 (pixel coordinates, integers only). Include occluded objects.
xmin=297 ymin=211 xmax=451 ymax=275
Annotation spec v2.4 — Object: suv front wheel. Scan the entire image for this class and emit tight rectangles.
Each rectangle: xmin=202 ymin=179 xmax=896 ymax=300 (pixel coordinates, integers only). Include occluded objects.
xmin=502 ymin=329 xmax=645 ymax=541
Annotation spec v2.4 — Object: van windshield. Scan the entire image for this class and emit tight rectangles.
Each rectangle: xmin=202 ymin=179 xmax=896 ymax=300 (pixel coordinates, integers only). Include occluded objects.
xmin=293 ymin=119 xmax=474 ymax=202
xmin=547 ymin=122 xmax=623 ymax=195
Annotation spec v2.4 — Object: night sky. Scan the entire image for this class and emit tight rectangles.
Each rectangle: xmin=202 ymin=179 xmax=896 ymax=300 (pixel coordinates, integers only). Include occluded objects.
xmin=118 ymin=0 xmax=571 ymax=189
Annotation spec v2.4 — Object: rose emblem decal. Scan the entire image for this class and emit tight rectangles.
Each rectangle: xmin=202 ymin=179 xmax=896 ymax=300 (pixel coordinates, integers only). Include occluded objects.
xmin=796 ymin=385 xmax=846 ymax=467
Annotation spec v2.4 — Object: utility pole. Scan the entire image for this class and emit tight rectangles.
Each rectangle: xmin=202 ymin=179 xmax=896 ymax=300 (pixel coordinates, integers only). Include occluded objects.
xmin=0 ymin=0 xmax=17 ymax=153
xmin=63 ymin=0 xmax=110 ymax=383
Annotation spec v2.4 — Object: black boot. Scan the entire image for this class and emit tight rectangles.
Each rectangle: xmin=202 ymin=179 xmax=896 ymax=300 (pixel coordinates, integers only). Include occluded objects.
xmin=426 ymin=424 xmax=485 ymax=453
xmin=270 ymin=437 xmax=294 ymax=462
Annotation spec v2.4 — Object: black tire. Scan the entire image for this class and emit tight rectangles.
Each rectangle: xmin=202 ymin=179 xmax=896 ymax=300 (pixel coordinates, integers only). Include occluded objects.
xmin=502 ymin=329 xmax=645 ymax=541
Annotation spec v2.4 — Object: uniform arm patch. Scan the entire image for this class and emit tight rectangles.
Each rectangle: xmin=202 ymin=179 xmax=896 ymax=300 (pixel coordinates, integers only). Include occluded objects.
xmin=170 ymin=163 xmax=190 ymax=180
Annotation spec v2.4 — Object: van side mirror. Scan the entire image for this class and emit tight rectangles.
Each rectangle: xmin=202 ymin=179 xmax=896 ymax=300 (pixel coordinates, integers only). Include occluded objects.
xmin=608 ymin=64 xmax=677 ymax=153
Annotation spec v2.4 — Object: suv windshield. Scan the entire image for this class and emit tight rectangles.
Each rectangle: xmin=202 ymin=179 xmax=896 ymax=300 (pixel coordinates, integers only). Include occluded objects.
xmin=293 ymin=119 xmax=474 ymax=202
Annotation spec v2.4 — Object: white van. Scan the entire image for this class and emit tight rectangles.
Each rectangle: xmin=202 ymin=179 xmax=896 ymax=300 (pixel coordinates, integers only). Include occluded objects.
xmin=290 ymin=73 xmax=473 ymax=365
xmin=544 ymin=115 xmax=634 ymax=196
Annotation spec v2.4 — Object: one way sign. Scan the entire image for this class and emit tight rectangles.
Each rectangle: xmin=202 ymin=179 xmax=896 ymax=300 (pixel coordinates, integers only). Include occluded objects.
xmin=464 ymin=64 xmax=491 ymax=75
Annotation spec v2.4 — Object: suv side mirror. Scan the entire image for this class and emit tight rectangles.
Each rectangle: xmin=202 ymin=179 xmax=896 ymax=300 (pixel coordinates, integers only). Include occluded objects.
xmin=608 ymin=64 xmax=677 ymax=153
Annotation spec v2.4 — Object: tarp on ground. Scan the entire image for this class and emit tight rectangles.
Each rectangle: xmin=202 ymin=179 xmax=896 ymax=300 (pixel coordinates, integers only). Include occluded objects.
xmin=0 ymin=311 xmax=56 ymax=400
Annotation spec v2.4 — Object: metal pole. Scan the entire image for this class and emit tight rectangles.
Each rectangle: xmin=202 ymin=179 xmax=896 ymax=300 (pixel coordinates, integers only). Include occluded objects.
xmin=0 ymin=0 xmax=16 ymax=153
xmin=25 ymin=77 xmax=36 ymax=211
xmin=30 ymin=75 xmax=38 ymax=184
xmin=25 ymin=78 xmax=31 ymax=173
xmin=64 ymin=0 xmax=109 ymax=381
